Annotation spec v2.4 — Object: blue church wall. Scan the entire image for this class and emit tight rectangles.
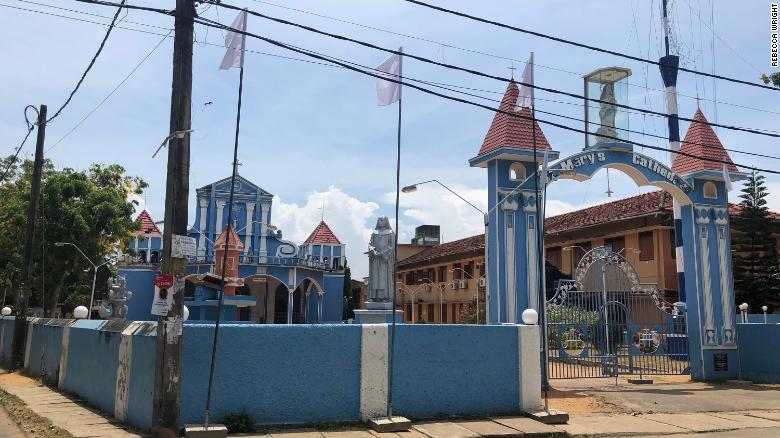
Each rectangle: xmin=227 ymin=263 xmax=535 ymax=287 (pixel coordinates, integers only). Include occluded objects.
xmin=737 ymin=323 xmax=780 ymax=383
xmin=62 ymin=320 xmax=122 ymax=415
xmin=391 ymin=324 xmax=519 ymax=417
xmin=322 ymin=274 xmax=345 ymax=322
xmin=120 ymin=267 xmax=157 ymax=322
xmin=180 ymin=324 xmax=362 ymax=425
xmin=1 ymin=319 xmax=541 ymax=430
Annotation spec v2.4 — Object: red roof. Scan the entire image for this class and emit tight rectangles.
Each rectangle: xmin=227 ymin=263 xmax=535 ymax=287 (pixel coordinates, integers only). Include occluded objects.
xmin=135 ymin=210 xmax=161 ymax=236
xmin=398 ymin=234 xmax=485 ymax=268
xmin=477 ymin=81 xmax=552 ymax=156
xmin=545 ymin=191 xmax=672 ymax=235
xmin=672 ymin=108 xmax=738 ymax=175
xmin=304 ymin=221 xmax=341 ymax=245
xmin=214 ymin=225 xmax=244 ymax=251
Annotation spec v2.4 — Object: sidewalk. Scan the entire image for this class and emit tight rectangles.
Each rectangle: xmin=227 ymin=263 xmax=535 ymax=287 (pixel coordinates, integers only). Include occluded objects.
xmin=0 ymin=372 xmax=142 ymax=438
xmin=0 ymin=405 xmax=26 ymax=438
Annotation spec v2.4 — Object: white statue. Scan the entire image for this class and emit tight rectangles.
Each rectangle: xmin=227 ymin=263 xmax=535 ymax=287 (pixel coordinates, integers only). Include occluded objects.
xmin=367 ymin=216 xmax=395 ymax=309
xmin=595 ymin=82 xmax=617 ymax=144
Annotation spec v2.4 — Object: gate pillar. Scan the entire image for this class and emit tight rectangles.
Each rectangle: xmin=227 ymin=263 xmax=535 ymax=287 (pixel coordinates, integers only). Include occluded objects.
xmin=680 ymin=176 xmax=742 ymax=380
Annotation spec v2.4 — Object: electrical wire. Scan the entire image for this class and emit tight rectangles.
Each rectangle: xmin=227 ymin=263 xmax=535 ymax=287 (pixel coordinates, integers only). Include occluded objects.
xmin=245 ymin=0 xmax=780 ymax=116
xmin=45 ymin=0 xmax=127 ymax=123
xmin=401 ymin=0 xmax=779 ymax=91
xmin=14 ymin=0 xmax=171 ymax=31
xmin=46 ymin=29 xmax=173 ymax=153
xmin=193 ymin=15 xmax=780 ymax=176
xmin=208 ymin=1 xmax=780 ymax=138
xmin=0 ymin=105 xmax=40 ymax=183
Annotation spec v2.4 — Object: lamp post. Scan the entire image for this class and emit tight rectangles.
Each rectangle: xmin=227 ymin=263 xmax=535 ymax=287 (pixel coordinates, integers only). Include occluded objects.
xmin=55 ymin=242 xmax=116 ymax=320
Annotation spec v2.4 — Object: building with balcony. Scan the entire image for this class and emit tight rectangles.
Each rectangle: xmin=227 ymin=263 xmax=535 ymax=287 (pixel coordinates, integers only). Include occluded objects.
xmin=121 ymin=174 xmax=347 ymax=324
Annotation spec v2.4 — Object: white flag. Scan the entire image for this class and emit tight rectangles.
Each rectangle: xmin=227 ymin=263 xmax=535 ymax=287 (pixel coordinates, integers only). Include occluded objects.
xmin=723 ymin=163 xmax=733 ymax=192
xmin=219 ymin=10 xmax=247 ymax=70
xmin=540 ymin=148 xmax=549 ymax=186
xmin=376 ymin=50 xmax=402 ymax=106
xmin=514 ymin=52 xmax=534 ymax=111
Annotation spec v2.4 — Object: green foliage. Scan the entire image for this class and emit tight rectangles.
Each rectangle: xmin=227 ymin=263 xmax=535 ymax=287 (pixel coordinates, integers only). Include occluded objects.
xmin=731 ymin=172 xmax=780 ymax=312
xmin=761 ymin=72 xmax=780 ymax=88
xmin=341 ymin=260 xmax=356 ymax=320
xmin=457 ymin=298 xmax=486 ymax=324
xmin=221 ymin=412 xmax=254 ymax=433
xmin=546 ymin=305 xmax=599 ymax=350
xmin=0 ymin=157 xmax=145 ymax=316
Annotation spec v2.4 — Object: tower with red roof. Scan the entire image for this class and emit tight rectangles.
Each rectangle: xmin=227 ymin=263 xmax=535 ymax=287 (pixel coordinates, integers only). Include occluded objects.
xmin=469 ymin=81 xmax=559 ymax=323
xmin=129 ymin=210 xmax=163 ymax=263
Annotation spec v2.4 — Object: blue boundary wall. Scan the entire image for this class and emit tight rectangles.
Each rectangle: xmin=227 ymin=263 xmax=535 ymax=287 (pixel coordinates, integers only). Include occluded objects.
xmin=736 ymin=323 xmax=780 ymax=383
xmin=0 ymin=319 xmax=541 ymax=431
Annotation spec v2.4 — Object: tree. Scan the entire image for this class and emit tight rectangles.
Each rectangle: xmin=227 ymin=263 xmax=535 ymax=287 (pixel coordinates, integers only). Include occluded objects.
xmin=731 ymin=172 xmax=780 ymax=312
xmin=341 ymin=260 xmax=357 ymax=320
xmin=761 ymin=72 xmax=780 ymax=88
xmin=457 ymin=299 xmax=485 ymax=324
xmin=0 ymin=157 xmax=145 ymax=316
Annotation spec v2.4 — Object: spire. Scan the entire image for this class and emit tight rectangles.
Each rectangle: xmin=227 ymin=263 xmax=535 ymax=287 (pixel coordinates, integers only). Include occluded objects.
xmin=304 ymin=221 xmax=342 ymax=245
xmin=135 ymin=210 xmax=161 ymax=236
xmin=672 ymin=108 xmax=737 ymax=175
xmin=214 ymin=225 xmax=244 ymax=252
xmin=476 ymin=81 xmax=552 ymax=157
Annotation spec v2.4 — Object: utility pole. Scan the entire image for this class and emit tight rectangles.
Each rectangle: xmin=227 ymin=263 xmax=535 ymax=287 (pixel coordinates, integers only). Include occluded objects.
xmin=151 ymin=0 xmax=194 ymax=436
xmin=10 ymin=104 xmax=47 ymax=370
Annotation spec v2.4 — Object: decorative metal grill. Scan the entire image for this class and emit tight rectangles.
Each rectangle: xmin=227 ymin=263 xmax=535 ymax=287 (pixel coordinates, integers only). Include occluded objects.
xmin=546 ymin=247 xmax=689 ymax=379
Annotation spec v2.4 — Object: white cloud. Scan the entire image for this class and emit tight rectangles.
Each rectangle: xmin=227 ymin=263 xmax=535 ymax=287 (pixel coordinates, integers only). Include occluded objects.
xmin=273 ymin=186 xmax=379 ymax=278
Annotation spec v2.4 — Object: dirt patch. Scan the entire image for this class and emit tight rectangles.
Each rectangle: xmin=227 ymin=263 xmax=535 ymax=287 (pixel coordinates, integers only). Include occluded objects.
xmin=544 ymin=386 xmax=621 ymax=416
xmin=0 ymin=388 xmax=73 ymax=438
xmin=0 ymin=371 xmax=34 ymax=385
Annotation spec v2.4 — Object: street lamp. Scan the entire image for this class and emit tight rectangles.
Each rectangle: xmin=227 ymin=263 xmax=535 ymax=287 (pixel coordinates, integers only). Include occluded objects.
xmin=55 ymin=242 xmax=117 ymax=320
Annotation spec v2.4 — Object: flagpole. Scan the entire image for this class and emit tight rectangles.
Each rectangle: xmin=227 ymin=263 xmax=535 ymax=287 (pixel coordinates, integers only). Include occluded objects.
xmin=204 ymin=10 xmax=247 ymax=428
xmin=387 ymin=47 xmax=403 ymax=420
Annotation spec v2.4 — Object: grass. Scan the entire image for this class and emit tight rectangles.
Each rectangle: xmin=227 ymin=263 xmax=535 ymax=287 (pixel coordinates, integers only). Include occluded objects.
xmin=0 ymin=387 xmax=74 ymax=438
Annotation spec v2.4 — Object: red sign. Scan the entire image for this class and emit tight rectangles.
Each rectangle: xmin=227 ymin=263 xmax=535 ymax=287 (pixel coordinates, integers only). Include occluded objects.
xmin=155 ymin=274 xmax=174 ymax=289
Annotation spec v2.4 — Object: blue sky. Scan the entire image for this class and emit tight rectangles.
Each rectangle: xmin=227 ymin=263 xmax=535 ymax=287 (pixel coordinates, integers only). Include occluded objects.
xmin=1 ymin=0 xmax=778 ymax=277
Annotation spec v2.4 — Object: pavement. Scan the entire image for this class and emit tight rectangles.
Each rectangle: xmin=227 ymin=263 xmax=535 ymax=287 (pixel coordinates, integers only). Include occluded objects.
xmin=0 ymin=405 xmax=26 ymax=438
xmin=2 ymin=371 xmax=780 ymax=437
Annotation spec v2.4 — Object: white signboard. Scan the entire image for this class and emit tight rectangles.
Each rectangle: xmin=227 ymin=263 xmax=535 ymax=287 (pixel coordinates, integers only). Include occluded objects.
xmin=171 ymin=234 xmax=197 ymax=258
xmin=150 ymin=274 xmax=175 ymax=316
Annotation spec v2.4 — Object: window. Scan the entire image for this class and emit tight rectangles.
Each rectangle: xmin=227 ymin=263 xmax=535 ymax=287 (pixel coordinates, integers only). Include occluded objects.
xmin=546 ymin=247 xmax=562 ymax=270
xmin=639 ymin=231 xmax=654 ymax=261
xmin=464 ymin=262 xmax=474 ymax=278
xmin=572 ymin=242 xmax=591 ymax=267
xmin=509 ymin=162 xmax=526 ymax=181
xmin=669 ymin=229 xmax=676 ymax=259
xmin=604 ymin=236 xmax=625 ymax=254
xmin=453 ymin=263 xmax=462 ymax=280
xmin=332 ymin=257 xmax=341 ymax=270
xmin=405 ymin=272 xmax=414 ymax=285
xmin=441 ymin=304 xmax=448 ymax=323
xmin=703 ymin=181 xmax=717 ymax=199
xmin=427 ymin=267 xmax=436 ymax=282
xmin=438 ymin=266 xmax=447 ymax=283
xmin=427 ymin=304 xmax=435 ymax=322
xmin=405 ymin=304 xmax=413 ymax=322
xmin=452 ymin=304 xmax=458 ymax=323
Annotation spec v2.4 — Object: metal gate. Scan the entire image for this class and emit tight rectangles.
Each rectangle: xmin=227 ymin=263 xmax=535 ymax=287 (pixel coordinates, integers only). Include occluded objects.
xmin=546 ymin=247 xmax=689 ymax=379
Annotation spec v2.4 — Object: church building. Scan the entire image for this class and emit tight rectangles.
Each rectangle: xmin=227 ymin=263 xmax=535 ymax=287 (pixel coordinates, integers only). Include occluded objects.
xmin=122 ymin=174 xmax=347 ymax=324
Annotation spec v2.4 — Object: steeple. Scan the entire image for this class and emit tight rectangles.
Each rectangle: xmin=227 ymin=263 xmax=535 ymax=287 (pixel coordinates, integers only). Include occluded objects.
xmin=672 ymin=108 xmax=737 ymax=175
xmin=474 ymin=81 xmax=552 ymax=160
xmin=304 ymin=221 xmax=342 ymax=245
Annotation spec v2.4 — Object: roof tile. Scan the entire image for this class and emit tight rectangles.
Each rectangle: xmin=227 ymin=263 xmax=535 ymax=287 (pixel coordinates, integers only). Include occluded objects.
xmin=135 ymin=210 xmax=161 ymax=236
xmin=672 ymin=108 xmax=738 ymax=174
xmin=304 ymin=221 xmax=342 ymax=245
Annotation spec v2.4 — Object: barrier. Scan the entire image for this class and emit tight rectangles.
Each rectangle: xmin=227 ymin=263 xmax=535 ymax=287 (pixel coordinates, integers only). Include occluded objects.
xmin=0 ymin=318 xmax=541 ymax=431
xmin=736 ymin=323 xmax=780 ymax=383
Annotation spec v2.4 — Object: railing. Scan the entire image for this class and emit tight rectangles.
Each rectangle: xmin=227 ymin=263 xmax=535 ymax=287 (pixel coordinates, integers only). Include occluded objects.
xmin=189 ymin=253 xmax=335 ymax=271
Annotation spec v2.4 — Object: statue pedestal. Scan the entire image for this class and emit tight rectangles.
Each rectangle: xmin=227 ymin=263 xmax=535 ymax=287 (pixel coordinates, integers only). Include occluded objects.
xmin=353 ymin=308 xmax=403 ymax=324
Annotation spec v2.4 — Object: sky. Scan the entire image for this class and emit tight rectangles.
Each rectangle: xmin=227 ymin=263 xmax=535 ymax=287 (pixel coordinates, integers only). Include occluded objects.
xmin=1 ymin=0 xmax=779 ymax=278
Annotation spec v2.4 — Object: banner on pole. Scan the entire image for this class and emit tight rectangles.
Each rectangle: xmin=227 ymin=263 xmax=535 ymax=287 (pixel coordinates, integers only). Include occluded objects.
xmin=151 ymin=274 xmax=175 ymax=316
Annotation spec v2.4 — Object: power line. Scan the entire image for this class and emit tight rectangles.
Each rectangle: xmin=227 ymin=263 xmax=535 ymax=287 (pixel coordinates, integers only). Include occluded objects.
xmin=0 ymin=106 xmax=40 ymax=183
xmin=193 ymin=15 xmax=780 ymax=176
xmin=13 ymin=0 xmax=171 ymax=31
xmin=401 ymin=0 xmax=779 ymax=92
xmin=46 ymin=29 xmax=173 ymax=153
xmin=246 ymin=0 xmax=780 ymax=116
xmin=208 ymin=1 xmax=780 ymax=139
xmin=46 ymin=0 xmax=127 ymax=123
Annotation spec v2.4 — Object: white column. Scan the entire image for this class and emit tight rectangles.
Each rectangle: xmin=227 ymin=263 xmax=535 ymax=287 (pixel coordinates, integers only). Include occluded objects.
xmin=317 ymin=293 xmax=323 ymax=322
xmin=716 ymin=216 xmax=735 ymax=345
xmin=215 ymin=200 xmax=226 ymax=235
xmin=526 ymin=212 xmax=539 ymax=312
xmin=259 ymin=203 xmax=270 ymax=256
xmin=359 ymin=324 xmax=388 ymax=421
xmin=244 ymin=202 xmax=255 ymax=255
xmin=698 ymin=218 xmax=716 ymax=345
xmin=518 ymin=324 xmax=542 ymax=411
xmin=502 ymin=197 xmax=519 ymax=323
xmin=146 ymin=236 xmax=152 ymax=263
xmin=198 ymin=198 xmax=209 ymax=257
xmin=287 ymin=291 xmax=294 ymax=324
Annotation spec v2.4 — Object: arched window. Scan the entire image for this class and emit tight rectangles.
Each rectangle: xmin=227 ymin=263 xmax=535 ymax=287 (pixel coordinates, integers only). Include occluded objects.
xmin=703 ymin=181 xmax=717 ymax=199
xmin=509 ymin=162 xmax=526 ymax=181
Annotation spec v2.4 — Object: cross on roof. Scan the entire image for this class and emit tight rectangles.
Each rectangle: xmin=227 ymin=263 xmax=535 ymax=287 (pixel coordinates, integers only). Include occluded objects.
xmin=507 ymin=62 xmax=516 ymax=79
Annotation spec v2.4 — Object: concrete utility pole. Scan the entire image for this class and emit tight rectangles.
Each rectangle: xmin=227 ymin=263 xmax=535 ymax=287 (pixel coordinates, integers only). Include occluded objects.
xmin=151 ymin=0 xmax=194 ymax=436
xmin=10 ymin=104 xmax=46 ymax=370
